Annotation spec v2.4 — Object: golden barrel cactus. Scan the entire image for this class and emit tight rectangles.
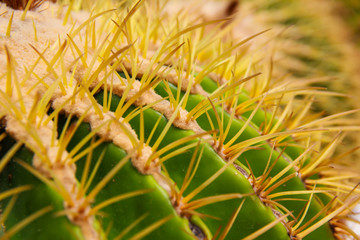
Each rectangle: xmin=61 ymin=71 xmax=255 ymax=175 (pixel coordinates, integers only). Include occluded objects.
xmin=0 ymin=0 xmax=359 ymax=239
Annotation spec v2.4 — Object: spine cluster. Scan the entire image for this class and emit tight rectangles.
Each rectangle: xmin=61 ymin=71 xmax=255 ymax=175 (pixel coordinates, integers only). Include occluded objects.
xmin=0 ymin=1 xmax=359 ymax=239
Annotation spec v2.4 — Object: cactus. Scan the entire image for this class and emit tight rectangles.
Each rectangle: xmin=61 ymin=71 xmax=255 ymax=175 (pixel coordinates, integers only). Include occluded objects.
xmin=175 ymin=0 xmax=360 ymax=166
xmin=0 ymin=0 xmax=359 ymax=240
xmin=230 ymin=0 xmax=360 ymax=167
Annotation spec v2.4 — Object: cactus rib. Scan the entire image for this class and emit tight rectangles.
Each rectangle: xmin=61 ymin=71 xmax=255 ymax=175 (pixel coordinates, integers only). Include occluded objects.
xmin=0 ymin=0 xmax=359 ymax=239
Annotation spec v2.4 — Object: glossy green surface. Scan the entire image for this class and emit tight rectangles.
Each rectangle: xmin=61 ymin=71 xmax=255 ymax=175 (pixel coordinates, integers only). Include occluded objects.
xmin=0 ymin=136 xmax=83 ymax=240
xmin=152 ymin=79 xmax=335 ymax=240
xmin=0 ymin=74 xmax=336 ymax=240
xmin=59 ymin=119 xmax=195 ymax=240
xmin=96 ymin=92 xmax=290 ymax=239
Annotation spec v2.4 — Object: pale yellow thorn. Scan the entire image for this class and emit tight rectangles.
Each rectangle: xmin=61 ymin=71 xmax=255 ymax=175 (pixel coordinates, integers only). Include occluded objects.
xmin=128 ymin=215 xmax=173 ymax=240
xmin=85 ymin=150 xmax=134 ymax=203
xmin=263 ymin=144 xmax=315 ymax=191
xmin=293 ymin=184 xmax=316 ymax=231
xmin=82 ymin=146 xmax=107 ymax=197
xmin=218 ymin=199 xmax=246 ymax=240
xmin=20 ymin=0 xmax=35 ymax=20
xmin=225 ymin=96 xmax=265 ymax=149
xmin=296 ymin=200 xmax=355 ymax=239
xmin=0 ymin=141 xmax=23 ymax=173
xmin=70 ymin=138 xmax=105 ymax=165
xmin=15 ymin=160 xmax=57 ymax=192
xmin=32 ymin=19 xmax=38 ymax=42
xmin=89 ymin=189 xmax=152 ymax=216
xmin=300 ymin=133 xmax=343 ymax=178
xmin=268 ymin=190 xmax=327 ymax=199
xmin=0 ymin=185 xmax=32 ymax=202
xmin=182 ymin=149 xmax=245 ymax=204
xmin=6 ymin=12 xmax=14 ymax=37
xmin=158 ymin=141 xmax=200 ymax=165
xmin=243 ymin=213 xmax=291 ymax=240
xmin=4 ymin=45 xmax=13 ymax=97
xmin=179 ymin=141 xmax=203 ymax=198
xmin=0 ymin=206 xmax=52 ymax=240
xmin=114 ymin=214 xmax=148 ymax=240
xmin=0 ymin=195 xmax=18 ymax=225
xmin=63 ymin=0 xmax=75 ymax=26
xmin=183 ymin=193 xmax=249 ymax=211
xmin=67 ymin=120 xmax=110 ymax=161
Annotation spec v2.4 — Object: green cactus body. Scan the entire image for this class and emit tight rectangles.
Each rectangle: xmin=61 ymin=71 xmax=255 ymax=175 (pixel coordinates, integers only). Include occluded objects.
xmin=0 ymin=1 xmax=359 ymax=240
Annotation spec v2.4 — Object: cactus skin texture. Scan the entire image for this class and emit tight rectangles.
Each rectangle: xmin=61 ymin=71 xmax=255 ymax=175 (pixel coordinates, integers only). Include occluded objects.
xmin=0 ymin=0 xmax=359 ymax=240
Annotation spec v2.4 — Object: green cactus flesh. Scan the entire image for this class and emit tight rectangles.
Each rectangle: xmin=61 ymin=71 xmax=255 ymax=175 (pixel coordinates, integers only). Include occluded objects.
xmin=0 ymin=1 xmax=359 ymax=240
xmin=1 ymin=81 xmax=335 ymax=240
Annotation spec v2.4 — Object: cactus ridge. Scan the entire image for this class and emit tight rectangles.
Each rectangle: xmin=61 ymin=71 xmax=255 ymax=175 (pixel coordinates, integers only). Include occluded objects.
xmin=0 ymin=1 xmax=360 ymax=240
